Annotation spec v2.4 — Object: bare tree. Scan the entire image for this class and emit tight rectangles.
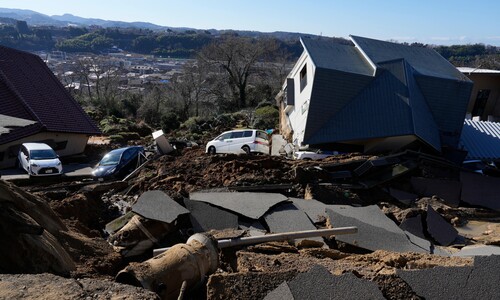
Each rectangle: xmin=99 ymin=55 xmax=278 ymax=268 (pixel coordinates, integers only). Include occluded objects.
xmin=198 ymin=36 xmax=279 ymax=109
xmin=169 ymin=61 xmax=209 ymax=120
xmin=73 ymin=56 xmax=124 ymax=116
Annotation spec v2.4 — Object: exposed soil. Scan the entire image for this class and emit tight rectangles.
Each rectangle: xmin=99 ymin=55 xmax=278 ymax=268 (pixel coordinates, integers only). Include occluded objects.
xmin=1 ymin=146 xmax=499 ymax=299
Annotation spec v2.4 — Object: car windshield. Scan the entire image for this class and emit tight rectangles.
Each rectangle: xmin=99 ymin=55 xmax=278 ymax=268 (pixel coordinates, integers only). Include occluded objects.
xmin=30 ymin=149 xmax=57 ymax=160
xmin=99 ymin=151 xmax=122 ymax=166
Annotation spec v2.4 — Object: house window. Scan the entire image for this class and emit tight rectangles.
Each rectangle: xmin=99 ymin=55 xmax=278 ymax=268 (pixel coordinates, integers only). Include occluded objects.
xmin=300 ymin=64 xmax=307 ymax=91
xmin=301 ymin=100 xmax=309 ymax=114
xmin=286 ymin=78 xmax=295 ymax=105
xmin=472 ymin=89 xmax=490 ymax=118
xmin=55 ymin=140 xmax=68 ymax=150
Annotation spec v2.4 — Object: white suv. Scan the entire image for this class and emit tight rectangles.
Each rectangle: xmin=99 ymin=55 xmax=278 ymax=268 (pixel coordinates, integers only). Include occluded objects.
xmin=206 ymin=129 xmax=269 ymax=155
xmin=17 ymin=143 xmax=63 ymax=176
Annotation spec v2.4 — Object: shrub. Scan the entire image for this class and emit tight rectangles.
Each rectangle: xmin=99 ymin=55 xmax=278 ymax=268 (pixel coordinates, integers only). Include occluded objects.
xmin=253 ymin=105 xmax=279 ymax=129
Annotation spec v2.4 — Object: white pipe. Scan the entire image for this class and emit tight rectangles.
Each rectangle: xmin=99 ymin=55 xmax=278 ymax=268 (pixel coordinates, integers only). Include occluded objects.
xmin=153 ymin=226 xmax=357 ymax=256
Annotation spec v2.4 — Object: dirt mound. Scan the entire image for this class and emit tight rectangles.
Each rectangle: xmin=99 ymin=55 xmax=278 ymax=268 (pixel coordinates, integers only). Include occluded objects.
xmin=0 ymin=180 xmax=122 ymax=278
xmin=133 ymin=148 xmax=297 ymax=197
xmin=0 ymin=273 xmax=159 ymax=300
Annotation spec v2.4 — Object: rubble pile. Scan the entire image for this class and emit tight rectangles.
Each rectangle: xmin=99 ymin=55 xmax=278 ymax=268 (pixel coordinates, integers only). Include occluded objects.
xmin=1 ymin=147 xmax=500 ymax=299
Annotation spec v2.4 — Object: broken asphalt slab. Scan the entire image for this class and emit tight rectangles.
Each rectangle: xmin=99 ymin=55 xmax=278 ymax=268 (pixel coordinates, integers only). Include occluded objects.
xmin=183 ymin=198 xmax=238 ymax=232
xmin=284 ymin=264 xmax=385 ymax=300
xmin=189 ymin=192 xmax=289 ymax=219
xmin=397 ymin=255 xmax=500 ymax=300
xmin=263 ymin=282 xmax=294 ymax=300
xmin=291 ymin=198 xmax=329 ymax=223
xmin=264 ymin=202 xmax=324 ymax=246
xmin=326 ymin=205 xmax=428 ymax=253
xmin=399 ymin=214 xmax=425 ymax=239
xmin=426 ymin=205 xmax=458 ymax=246
xmin=132 ymin=190 xmax=189 ymax=224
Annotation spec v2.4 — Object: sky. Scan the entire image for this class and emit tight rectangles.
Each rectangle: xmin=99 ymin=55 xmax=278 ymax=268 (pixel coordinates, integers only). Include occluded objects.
xmin=1 ymin=0 xmax=499 ymax=46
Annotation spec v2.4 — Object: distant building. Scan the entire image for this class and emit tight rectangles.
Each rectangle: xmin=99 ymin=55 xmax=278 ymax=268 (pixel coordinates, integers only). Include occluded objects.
xmin=458 ymin=67 xmax=500 ymax=122
xmin=0 ymin=45 xmax=101 ymax=169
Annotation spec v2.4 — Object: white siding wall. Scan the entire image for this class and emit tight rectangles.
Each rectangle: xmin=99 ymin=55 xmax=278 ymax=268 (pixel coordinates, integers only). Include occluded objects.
xmin=286 ymin=53 xmax=315 ymax=147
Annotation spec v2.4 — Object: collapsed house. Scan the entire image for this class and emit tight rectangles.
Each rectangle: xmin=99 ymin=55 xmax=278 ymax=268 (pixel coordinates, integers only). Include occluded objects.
xmin=278 ymin=35 xmax=473 ymax=154
xmin=0 ymin=45 xmax=101 ymax=169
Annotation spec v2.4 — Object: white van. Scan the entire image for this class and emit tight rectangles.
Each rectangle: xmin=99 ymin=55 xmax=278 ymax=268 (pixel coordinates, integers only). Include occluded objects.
xmin=205 ymin=129 xmax=270 ymax=155
xmin=17 ymin=143 xmax=63 ymax=176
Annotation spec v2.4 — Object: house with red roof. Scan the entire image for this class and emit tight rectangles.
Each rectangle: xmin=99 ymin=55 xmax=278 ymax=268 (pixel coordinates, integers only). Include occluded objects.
xmin=0 ymin=45 xmax=101 ymax=169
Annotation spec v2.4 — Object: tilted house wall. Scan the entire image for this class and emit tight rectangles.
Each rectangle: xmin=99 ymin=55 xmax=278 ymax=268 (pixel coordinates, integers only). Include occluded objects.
xmin=0 ymin=45 xmax=101 ymax=168
xmin=278 ymin=35 xmax=473 ymax=153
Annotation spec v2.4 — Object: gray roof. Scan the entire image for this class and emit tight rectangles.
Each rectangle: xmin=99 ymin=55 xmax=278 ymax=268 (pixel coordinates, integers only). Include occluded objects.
xmin=301 ymin=38 xmax=373 ymax=76
xmin=350 ymin=35 xmax=468 ymax=81
xmin=459 ymin=119 xmax=500 ymax=160
xmin=0 ymin=114 xmax=36 ymax=135
xmin=299 ymin=36 xmax=472 ymax=151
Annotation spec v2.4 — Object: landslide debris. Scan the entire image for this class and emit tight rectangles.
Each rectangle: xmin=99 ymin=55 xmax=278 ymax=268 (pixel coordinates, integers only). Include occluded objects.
xmin=3 ymin=143 xmax=500 ymax=299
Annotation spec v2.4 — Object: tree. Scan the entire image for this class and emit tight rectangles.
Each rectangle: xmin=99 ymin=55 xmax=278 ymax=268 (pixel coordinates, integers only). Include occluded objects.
xmin=198 ymin=36 xmax=279 ymax=109
xmin=72 ymin=56 xmax=124 ymax=117
xmin=138 ymin=85 xmax=169 ymax=127
xmin=169 ymin=61 xmax=209 ymax=120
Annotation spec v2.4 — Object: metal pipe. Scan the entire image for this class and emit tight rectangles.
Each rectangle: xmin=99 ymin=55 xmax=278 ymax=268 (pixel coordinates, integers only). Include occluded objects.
xmin=217 ymin=226 xmax=357 ymax=248
xmin=153 ymin=226 xmax=357 ymax=256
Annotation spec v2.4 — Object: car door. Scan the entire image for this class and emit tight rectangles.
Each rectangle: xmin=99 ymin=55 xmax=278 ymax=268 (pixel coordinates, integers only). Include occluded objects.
xmin=227 ymin=131 xmax=245 ymax=153
xmin=18 ymin=146 xmax=29 ymax=171
xmin=214 ymin=132 xmax=232 ymax=153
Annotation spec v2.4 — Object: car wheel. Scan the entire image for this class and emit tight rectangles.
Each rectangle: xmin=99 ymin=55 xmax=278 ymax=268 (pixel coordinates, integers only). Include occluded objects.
xmin=208 ymin=146 xmax=216 ymax=155
xmin=242 ymin=146 xmax=250 ymax=155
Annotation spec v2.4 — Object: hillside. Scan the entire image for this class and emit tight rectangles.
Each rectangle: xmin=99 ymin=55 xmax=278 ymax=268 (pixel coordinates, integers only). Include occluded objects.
xmin=0 ymin=7 xmax=498 ymax=68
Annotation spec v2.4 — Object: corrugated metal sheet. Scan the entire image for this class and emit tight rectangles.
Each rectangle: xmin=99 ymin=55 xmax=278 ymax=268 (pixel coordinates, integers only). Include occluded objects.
xmin=460 ymin=120 xmax=500 ymax=160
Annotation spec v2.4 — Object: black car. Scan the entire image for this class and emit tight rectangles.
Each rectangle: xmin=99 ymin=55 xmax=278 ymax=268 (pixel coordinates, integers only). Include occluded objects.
xmin=92 ymin=146 xmax=145 ymax=180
